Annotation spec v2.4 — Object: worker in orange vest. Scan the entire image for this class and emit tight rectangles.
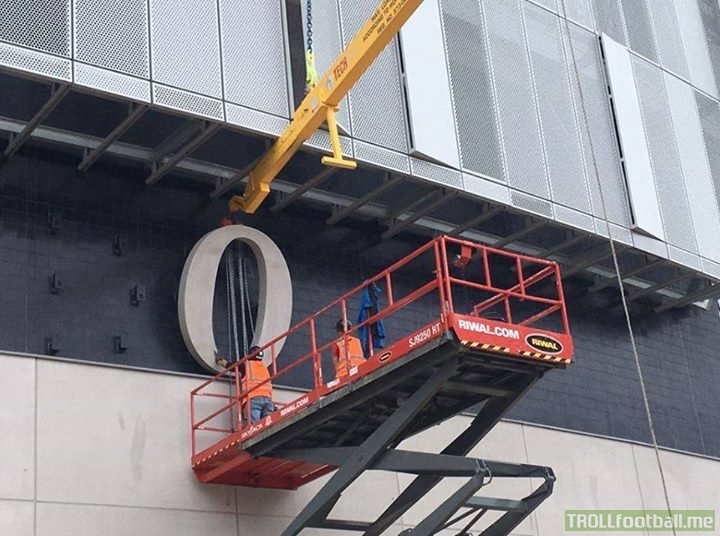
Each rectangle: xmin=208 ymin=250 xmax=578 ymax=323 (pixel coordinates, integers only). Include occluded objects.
xmin=217 ymin=345 xmax=273 ymax=423
xmin=332 ymin=319 xmax=366 ymax=379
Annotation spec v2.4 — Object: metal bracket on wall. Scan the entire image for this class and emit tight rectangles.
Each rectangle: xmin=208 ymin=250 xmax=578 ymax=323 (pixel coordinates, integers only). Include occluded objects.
xmin=48 ymin=272 xmax=64 ymax=295
xmin=44 ymin=337 xmax=60 ymax=356
xmin=113 ymin=234 xmax=127 ymax=257
xmin=130 ymin=284 xmax=146 ymax=306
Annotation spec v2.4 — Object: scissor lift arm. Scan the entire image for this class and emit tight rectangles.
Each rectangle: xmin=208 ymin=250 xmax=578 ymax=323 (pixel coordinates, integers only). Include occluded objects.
xmin=230 ymin=0 xmax=424 ymax=214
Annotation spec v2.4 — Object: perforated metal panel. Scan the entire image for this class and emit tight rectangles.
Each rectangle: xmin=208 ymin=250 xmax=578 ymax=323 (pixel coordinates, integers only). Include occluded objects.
xmin=697 ymin=0 xmax=720 ymax=95
xmin=591 ymin=0 xmax=627 ymax=45
xmin=668 ymin=245 xmax=702 ymax=270
xmin=353 ymin=140 xmax=411 ymax=174
xmin=75 ymin=63 xmax=151 ymax=102
xmin=305 ymin=129 xmax=353 ymax=156
xmin=567 ymin=24 xmax=630 ymax=226
xmin=484 ymin=0 xmax=550 ymax=198
xmin=559 ymin=0 xmax=595 ymax=30
xmin=439 ymin=0 xmax=504 ymax=181
xmin=339 ymin=0 xmax=408 ymax=152
xmin=74 ymin=0 xmax=149 ymax=78
xmin=695 ymin=91 xmax=720 ymax=219
xmin=510 ymin=190 xmax=554 ymax=218
xmin=304 ymin=0 xmax=350 ymax=133
xmin=646 ymin=0 xmax=688 ymax=78
xmin=632 ymin=56 xmax=698 ymax=254
xmin=524 ymin=2 xmax=590 ymax=213
xmin=150 ymin=0 xmax=222 ymax=98
xmin=674 ymin=0 xmax=718 ymax=98
xmin=225 ymin=103 xmax=290 ymax=137
xmin=530 ymin=0 xmax=557 ymax=13
xmin=410 ymin=158 xmax=463 ymax=190
xmin=463 ymin=172 xmax=511 ymax=204
xmin=665 ymin=72 xmax=720 ymax=263
xmin=0 ymin=0 xmax=70 ymax=57
xmin=152 ymin=84 xmax=225 ymax=120
xmin=554 ymin=204 xmax=595 ymax=232
xmin=619 ymin=0 xmax=657 ymax=62
xmin=594 ymin=219 xmax=633 ymax=245
xmin=0 ymin=41 xmax=71 ymax=81
xmin=220 ymin=0 xmax=289 ymax=117
xmin=701 ymin=257 xmax=720 ymax=279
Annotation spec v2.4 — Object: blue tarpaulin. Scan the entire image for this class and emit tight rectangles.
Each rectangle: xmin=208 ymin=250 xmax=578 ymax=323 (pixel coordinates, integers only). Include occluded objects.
xmin=357 ymin=283 xmax=385 ymax=356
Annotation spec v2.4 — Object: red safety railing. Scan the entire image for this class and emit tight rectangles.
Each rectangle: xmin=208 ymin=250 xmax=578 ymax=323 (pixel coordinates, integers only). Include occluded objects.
xmin=190 ymin=236 xmax=572 ymax=461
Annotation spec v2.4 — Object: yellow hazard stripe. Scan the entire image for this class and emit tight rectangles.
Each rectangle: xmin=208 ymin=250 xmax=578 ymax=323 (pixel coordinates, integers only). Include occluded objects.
xmin=461 ymin=341 xmax=511 ymax=354
xmin=461 ymin=341 xmax=570 ymax=364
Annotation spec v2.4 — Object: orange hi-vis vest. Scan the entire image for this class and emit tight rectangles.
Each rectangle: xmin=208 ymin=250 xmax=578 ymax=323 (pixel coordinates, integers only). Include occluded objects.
xmin=334 ymin=336 xmax=365 ymax=378
xmin=245 ymin=359 xmax=272 ymax=399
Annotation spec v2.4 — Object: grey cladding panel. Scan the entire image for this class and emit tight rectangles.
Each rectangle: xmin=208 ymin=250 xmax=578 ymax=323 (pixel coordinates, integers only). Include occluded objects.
xmin=592 ymin=0 xmax=627 ymax=45
xmin=696 ymin=91 xmax=720 ymax=219
xmin=674 ymin=0 xmax=717 ymax=97
xmin=150 ymin=0 xmax=223 ymax=98
xmin=484 ymin=0 xmax=550 ymax=198
xmin=220 ymin=0 xmax=290 ymax=117
xmin=339 ymin=0 xmax=408 ymax=152
xmin=524 ymin=2 xmax=590 ymax=213
xmin=665 ymin=74 xmax=720 ymax=262
xmin=559 ymin=0 xmax=596 ymax=30
xmin=633 ymin=57 xmax=697 ymax=253
xmin=646 ymin=0 xmax=688 ymax=78
xmin=619 ymin=0 xmax=657 ymax=62
xmin=440 ymin=0 xmax=504 ymax=180
xmin=567 ymin=25 xmax=630 ymax=226
xmin=698 ymin=0 xmax=720 ymax=94
xmin=0 ymin=0 xmax=70 ymax=57
xmin=75 ymin=0 xmax=150 ymax=78
xmin=307 ymin=0 xmax=350 ymax=132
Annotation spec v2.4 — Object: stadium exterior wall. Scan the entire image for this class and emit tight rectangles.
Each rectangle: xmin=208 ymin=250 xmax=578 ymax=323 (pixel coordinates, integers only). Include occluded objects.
xmin=1 ymin=352 xmax=718 ymax=535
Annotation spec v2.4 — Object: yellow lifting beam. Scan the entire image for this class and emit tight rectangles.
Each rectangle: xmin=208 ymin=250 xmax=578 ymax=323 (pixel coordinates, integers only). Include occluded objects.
xmin=229 ymin=0 xmax=424 ymax=214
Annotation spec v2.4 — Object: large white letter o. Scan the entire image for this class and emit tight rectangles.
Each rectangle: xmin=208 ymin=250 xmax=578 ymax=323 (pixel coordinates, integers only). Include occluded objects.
xmin=178 ymin=225 xmax=292 ymax=372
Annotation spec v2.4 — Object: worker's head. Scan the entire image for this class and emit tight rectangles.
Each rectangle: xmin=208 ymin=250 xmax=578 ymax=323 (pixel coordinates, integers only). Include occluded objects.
xmin=249 ymin=345 xmax=264 ymax=360
xmin=336 ymin=319 xmax=353 ymax=333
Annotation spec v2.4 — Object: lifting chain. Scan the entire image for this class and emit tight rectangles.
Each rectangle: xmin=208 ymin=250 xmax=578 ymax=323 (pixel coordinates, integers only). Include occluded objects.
xmin=305 ymin=0 xmax=318 ymax=93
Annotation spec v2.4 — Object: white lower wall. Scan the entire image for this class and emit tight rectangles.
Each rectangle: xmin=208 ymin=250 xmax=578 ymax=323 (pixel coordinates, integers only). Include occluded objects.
xmin=0 ymin=353 xmax=718 ymax=536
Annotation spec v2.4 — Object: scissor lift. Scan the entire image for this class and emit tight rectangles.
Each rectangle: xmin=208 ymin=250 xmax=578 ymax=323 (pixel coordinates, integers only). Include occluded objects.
xmin=191 ymin=236 xmax=573 ymax=535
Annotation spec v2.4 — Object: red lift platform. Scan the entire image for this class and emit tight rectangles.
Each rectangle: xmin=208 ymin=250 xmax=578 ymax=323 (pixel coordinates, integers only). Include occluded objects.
xmin=190 ymin=236 xmax=573 ymax=535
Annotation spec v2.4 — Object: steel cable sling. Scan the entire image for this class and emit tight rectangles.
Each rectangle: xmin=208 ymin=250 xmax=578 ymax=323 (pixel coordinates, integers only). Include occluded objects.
xmin=557 ymin=2 xmax=677 ymax=533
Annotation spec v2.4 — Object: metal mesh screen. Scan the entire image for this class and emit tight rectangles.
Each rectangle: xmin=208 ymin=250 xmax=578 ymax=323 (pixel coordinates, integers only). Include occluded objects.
xmin=510 ymin=191 xmax=554 ymax=218
xmin=225 ymin=103 xmax=289 ymax=137
xmin=339 ymin=0 xmax=408 ymax=152
xmin=619 ymin=0 xmax=657 ymax=62
xmin=674 ymin=0 xmax=717 ymax=98
xmin=0 ymin=0 xmax=70 ymax=57
xmin=0 ymin=42 xmax=71 ymax=81
xmin=220 ymin=0 xmax=290 ymax=117
xmin=354 ymin=141 xmax=411 ymax=174
xmin=410 ymin=158 xmax=463 ymax=189
xmin=555 ymin=204 xmax=595 ymax=231
xmin=695 ymin=90 xmax=720 ymax=223
xmin=591 ymin=0 xmax=627 ymax=45
xmin=646 ymin=0 xmax=688 ymax=78
xmin=560 ymin=0 xmax=595 ymax=30
xmin=531 ymin=0 xmax=558 ymax=12
xmin=484 ymin=0 xmax=550 ymax=198
xmin=566 ymin=24 xmax=630 ymax=226
xmin=665 ymin=73 xmax=720 ymax=262
xmin=74 ymin=0 xmax=149 ymax=78
xmin=75 ymin=63 xmax=151 ymax=102
xmin=150 ymin=0 xmax=223 ymax=98
xmin=632 ymin=57 xmax=698 ymax=254
xmin=524 ymin=2 xmax=590 ymax=213
xmin=152 ymin=84 xmax=225 ymax=120
xmin=306 ymin=0 xmax=350 ymax=132
xmin=697 ymin=0 xmax=720 ymax=95
xmin=439 ymin=0 xmax=504 ymax=181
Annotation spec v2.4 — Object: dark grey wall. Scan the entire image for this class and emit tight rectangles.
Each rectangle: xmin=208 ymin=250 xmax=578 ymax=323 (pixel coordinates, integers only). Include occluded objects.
xmin=0 ymin=149 xmax=718 ymax=458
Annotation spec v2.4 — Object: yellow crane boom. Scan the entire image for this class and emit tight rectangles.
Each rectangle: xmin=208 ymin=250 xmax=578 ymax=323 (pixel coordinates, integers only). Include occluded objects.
xmin=229 ymin=0 xmax=424 ymax=214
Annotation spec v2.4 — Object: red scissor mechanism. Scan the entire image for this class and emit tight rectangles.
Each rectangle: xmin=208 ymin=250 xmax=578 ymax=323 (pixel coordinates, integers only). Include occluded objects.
xmin=191 ymin=236 xmax=573 ymax=535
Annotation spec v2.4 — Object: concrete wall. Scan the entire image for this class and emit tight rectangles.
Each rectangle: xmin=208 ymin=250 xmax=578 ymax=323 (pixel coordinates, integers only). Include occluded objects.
xmin=1 ymin=352 xmax=718 ymax=536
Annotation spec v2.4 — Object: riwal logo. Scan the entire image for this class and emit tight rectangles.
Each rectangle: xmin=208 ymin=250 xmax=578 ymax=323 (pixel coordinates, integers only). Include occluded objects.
xmin=457 ymin=319 xmax=520 ymax=340
xmin=526 ymin=333 xmax=563 ymax=355
xmin=280 ymin=395 xmax=310 ymax=417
